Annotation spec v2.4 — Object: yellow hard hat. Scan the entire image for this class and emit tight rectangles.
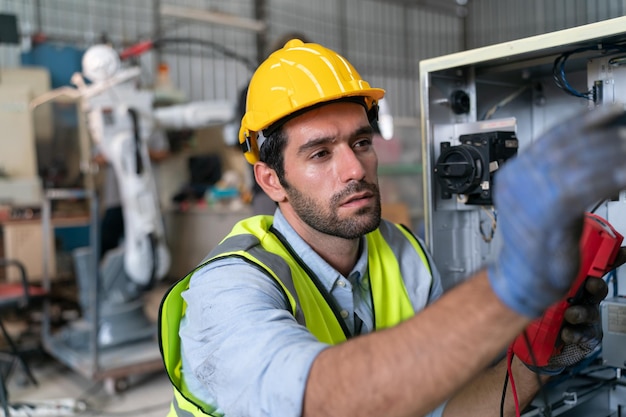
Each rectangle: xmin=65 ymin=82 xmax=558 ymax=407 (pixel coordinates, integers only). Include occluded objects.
xmin=239 ymin=39 xmax=385 ymax=164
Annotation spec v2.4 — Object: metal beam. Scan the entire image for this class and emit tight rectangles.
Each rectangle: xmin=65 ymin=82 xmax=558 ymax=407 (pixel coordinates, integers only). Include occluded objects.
xmin=255 ymin=0 xmax=267 ymax=66
xmin=374 ymin=0 xmax=468 ymax=17
xmin=160 ymin=5 xmax=267 ymax=33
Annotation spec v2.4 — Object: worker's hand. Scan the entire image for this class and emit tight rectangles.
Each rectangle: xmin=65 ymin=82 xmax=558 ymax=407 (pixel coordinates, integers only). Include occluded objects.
xmin=542 ymin=248 xmax=626 ymax=372
xmin=528 ymin=278 xmax=609 ymax=374
xmin=488 ymin=104 xmax=626 ymax=318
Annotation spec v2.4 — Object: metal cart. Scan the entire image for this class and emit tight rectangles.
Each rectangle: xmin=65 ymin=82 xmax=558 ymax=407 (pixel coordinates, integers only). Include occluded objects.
xmin=40 ymin=188 xmax=163 ymax=393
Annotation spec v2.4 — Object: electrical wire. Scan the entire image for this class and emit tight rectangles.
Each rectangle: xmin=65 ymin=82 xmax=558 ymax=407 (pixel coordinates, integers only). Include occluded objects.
xmin=506 ymin=346 xmax=522 ymax=417
xmin=522 ymin=332 xmax=553 ymax=417
xmin=481 ymin=85 xmax=531 ymax=120
xmin=479 ymin=206 xmax=497 ymax=242
xmin=589 ymin=199 xmax=607 ymax=214
xmin=118 ymin=36 xmax=258 ymax=74
xmin=606 ymin=269 xmax=619 ymax=297
xmin=552 ymin=43 xmax=626 ymax=100
xmin=504 ymin=333 xmax=553 ymax=417
xmin=154 ymin=37 xmax=258 ymax=72
xmin=552 ymin=48 xmax=593 ymax=100
xmin=501 ymin=369 xmax=509 ymax=417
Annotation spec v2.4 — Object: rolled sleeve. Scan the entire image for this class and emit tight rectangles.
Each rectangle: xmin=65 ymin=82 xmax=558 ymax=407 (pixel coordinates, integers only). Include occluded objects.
xmin=180 ymin=258 xmax=329 ymax=417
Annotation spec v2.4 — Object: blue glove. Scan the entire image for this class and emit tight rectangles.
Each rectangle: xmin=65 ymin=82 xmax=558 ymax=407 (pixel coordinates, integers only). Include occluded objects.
xmin=488 ymin=105 xmax=626 ymax=318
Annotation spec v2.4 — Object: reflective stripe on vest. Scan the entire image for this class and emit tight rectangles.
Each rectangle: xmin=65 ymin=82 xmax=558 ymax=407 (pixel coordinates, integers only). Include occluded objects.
xmin=159 ymin=215 xmax=432 ymax=416
xmin=207 ymin=233 xmax=306 ymax=325
xmin=169 ymin=390 xmax=203 ymax=417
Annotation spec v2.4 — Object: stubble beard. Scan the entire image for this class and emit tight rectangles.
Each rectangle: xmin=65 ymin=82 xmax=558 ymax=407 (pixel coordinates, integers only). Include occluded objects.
xmin=284 ymin=180 xmax=382 ymax=239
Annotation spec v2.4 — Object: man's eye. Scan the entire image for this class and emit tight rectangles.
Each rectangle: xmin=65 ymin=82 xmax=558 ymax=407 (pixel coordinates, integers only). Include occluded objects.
xmin=311 ymin=149 xmax=329 ymax=159
xmin=354 ymin=138 xmax=372 ymax=148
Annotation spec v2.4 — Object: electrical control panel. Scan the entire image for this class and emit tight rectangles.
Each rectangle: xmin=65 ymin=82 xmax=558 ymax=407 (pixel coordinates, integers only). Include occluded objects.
xmin=419 ymin=16 xmax=626 ymax=416
xmin=421 ymin=17 xmax=626 ymax=291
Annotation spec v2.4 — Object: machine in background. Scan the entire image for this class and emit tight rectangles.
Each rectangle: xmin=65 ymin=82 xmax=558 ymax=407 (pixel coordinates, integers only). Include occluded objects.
xmin=30 ymin=44 xmax=234 ymax=392
xmin=421 ymin=16 xmax=626 ymax=417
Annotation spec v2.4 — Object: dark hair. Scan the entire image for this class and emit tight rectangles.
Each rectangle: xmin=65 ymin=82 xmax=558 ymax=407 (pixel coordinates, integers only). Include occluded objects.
xmin=259 ymin=127 xmax=288 ymax=184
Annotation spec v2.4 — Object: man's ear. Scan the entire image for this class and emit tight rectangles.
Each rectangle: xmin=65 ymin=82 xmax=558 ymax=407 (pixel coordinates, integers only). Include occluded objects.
xmin=254 ymin=162 xmax=286 ymax=202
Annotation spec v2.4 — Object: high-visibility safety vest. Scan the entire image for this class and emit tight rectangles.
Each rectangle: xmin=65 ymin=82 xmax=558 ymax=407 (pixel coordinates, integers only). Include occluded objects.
xmin=159 ymin=215 xmax=433 ymax=416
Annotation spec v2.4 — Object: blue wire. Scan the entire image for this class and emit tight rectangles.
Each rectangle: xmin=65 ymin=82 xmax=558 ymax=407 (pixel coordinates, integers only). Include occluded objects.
xmin=605 ymin=269 xmax=618 ymax=297
xmin=559 ymin=61 xmax=590 ymax=99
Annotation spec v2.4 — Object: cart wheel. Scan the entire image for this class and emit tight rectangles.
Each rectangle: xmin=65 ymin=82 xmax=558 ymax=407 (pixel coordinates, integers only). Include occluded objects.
xmin=104 ymin=377 xmax=130 ymax=394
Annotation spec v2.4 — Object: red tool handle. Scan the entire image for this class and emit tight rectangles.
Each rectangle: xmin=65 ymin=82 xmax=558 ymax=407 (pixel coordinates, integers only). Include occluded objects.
xmin=511 ymin=212 xmax=623 ymax=367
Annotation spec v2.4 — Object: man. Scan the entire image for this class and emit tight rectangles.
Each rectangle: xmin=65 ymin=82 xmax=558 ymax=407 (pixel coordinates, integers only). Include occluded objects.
xmin=160 ymin=39 xmax=626 ymax=417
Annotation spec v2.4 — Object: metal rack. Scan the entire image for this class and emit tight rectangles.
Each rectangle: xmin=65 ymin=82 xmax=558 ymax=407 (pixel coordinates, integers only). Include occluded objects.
xmin=40 ymin=188 xmax=163 ymax=393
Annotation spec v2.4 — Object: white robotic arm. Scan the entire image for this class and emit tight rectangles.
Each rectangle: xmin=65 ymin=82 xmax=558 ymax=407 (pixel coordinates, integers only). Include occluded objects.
xmin=32 ymin=44 xmax=234 ymax=288
xmin=29 ymin=43 xmax=235 ymax=349
xmin=154 ymin=100 xmax=234 ymax=130
xmin=78 ymin=45 xmax=169 ymax=287
xmin=89 ymin=92 xmax=170 ymax=287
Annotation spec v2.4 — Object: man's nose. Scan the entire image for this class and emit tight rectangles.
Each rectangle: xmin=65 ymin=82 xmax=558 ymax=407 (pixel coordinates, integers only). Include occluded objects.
xmin=337 ymin=146 xmax=367 ymax=183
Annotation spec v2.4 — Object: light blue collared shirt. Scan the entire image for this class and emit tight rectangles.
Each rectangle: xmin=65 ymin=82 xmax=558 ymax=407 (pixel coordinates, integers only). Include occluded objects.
xmin=180 ymin=209 xmax=445 ymax=417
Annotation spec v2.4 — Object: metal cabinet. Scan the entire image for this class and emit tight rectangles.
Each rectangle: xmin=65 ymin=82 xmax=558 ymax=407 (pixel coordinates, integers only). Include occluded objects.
xmin=419 ymin=16 xmax=626 ymax=415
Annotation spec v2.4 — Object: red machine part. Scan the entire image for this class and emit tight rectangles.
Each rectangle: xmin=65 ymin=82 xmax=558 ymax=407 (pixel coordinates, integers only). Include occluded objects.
xmin=119 ymin=40 xmax=155 ymax=60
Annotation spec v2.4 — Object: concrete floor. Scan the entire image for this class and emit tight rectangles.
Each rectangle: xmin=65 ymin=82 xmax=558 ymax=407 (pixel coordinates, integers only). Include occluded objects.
xmin=3 ymin=282 xmax=174 ymax=417
xmin=8 ymin=358 xmax=172 ymax=416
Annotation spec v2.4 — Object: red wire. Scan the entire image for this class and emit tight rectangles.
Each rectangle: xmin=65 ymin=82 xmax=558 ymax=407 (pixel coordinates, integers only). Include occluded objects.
xmin=506 ymin=345 xmax=521 ymax=417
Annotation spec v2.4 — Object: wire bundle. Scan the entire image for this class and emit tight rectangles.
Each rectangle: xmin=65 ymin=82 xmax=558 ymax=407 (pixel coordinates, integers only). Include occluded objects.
xmin=552 ymin=43 xmax=626 ymax=100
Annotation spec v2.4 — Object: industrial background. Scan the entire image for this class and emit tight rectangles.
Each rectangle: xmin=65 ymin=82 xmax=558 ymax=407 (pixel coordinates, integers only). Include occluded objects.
xmin=1 ymin=0 xmax=626 ymax=225
xmin=1 ymin=1 xmax=626 ymax=416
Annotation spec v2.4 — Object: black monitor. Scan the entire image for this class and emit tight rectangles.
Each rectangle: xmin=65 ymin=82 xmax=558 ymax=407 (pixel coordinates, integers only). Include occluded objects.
xmin=0 ymin=14 xmax=19 ymax=45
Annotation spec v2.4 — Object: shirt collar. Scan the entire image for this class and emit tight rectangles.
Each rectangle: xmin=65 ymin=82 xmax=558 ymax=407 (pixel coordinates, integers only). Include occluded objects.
xmin=272 ymin=208 xmax=369 ymax=292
